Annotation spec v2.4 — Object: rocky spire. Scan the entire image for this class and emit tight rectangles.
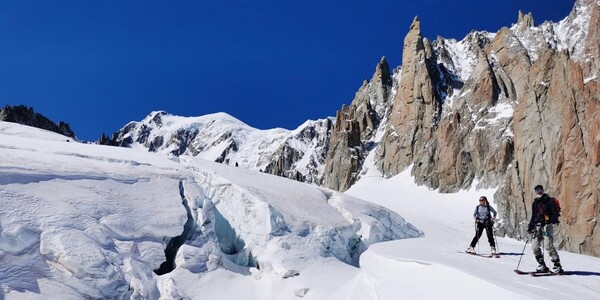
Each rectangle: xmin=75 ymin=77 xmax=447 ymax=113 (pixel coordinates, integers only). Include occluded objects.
xmin=517 ymin=10 xmax=535 ymax=28
xmin=377 ymin=14 xmax=443 ymax=176
xmin=375 ymin=56 xmax=392 ymax=85
xmin=323 ymin=57 xmax=393 ymax=191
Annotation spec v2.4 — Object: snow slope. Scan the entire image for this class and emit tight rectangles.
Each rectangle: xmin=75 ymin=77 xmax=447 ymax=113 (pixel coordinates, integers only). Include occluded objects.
xmin=345 ymin=171 xmax=600 ymax=299
xmin=0 ymin=122 xmax=419 ymax=299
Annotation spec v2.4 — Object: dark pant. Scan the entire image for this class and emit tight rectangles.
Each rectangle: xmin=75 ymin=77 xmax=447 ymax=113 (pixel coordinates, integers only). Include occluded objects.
xmin=470 ymin=221 xmax=495 ymax=248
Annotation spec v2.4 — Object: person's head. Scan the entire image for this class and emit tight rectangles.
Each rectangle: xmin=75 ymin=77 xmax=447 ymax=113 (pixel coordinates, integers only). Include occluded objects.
xmin=479 ymin=196 xmax=488 ymax=206
xmin=534 ymin=185 xmax=544 ymax=197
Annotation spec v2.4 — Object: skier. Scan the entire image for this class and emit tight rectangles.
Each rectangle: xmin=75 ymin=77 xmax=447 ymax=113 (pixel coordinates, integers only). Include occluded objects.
xmin=527 ymin=185 xmax=563 ymax=273
xmin=466 ymin=196 xmax=497 ymax=255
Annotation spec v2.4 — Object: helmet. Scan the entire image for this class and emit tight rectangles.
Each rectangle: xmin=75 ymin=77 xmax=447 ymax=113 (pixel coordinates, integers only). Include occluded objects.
xmin=534 ymin=185 xmax=544 ymax=193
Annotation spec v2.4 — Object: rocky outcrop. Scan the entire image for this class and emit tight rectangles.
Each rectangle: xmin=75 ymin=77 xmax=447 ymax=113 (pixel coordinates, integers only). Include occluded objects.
xmin=373 ymin=16 xmax=504 ymax=192
xmin=0 ymin=105 xmax=75 ymax=138
xmin=491 ymin=0 xmax=600 ymax=256
xmin=517 ymin=11 xmax=535 ymax=29
xmin=377 ymin=17 xmax=444 ymax=178
xmin=323 ymin=57 xmax=392 ymax=191
xmin=582 ymin=0 xmax=600 ymax=77
xmin=498 ymin=47 xmax=600 ymax=255
xmin=264 ymin=118 xmax=332 ymax=184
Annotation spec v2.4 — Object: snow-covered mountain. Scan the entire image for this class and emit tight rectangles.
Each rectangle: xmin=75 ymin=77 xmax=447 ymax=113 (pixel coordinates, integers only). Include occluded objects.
xmin=0 ymin=121 xmax=420 ymax=299
xmin=105 ymin=111 xmax=333 ymax=185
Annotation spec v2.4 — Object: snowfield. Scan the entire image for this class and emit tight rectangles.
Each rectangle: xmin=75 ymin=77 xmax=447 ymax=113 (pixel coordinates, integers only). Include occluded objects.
xmin=1 ymin=121 xmax=600 ymax=299
xmin=0 ymin=122 xmax=420 ymax=299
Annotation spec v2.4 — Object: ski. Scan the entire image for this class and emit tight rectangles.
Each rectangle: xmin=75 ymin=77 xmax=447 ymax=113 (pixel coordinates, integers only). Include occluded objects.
xmin=514 ymin=269 xmax=562 ymax=276
xmin=514 ymin=269 xmax=546 ymax=275
xmin=530 ymin=271 xmax=563 ymax=277
xmin=459 ymin=251 xmax=498 ymax=258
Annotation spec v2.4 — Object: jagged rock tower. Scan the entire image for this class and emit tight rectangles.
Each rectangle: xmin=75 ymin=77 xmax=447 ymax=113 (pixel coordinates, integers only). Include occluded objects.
xmin=323 ymin=57 xmax=392 ymax=191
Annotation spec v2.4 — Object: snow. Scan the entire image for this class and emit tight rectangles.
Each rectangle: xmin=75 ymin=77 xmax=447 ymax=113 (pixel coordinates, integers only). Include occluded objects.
xmin=585 ymin=75 xmax=598 ymax=84
xmin=439 ymin=37 xmax=479 ymax=82
xmin=116 ymin=111 xmax=333 ymax=185
xmin=345 ymin=170 xmax=600 ymax=299
xmin=509 ymin=0 xmax=595 ymax=64
xmin=2 ymin=121 xmax=600 ymax=299
xmin=473 ymin=102 xmax=514 ymax=131
xmin=0 ymin=121 xmax=417 ymax=299
xmin=119 ymin=111 xmax=291 ymax=169
xmin=442 ymin=88 xmax=462 ymax=112
xmin=555 ymin=1 xmax=592 ymax=60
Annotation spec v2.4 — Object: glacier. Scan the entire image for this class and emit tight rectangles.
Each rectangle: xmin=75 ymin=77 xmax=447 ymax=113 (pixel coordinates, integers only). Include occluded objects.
xmin=0 ymin=121 xmax=421 ymax=299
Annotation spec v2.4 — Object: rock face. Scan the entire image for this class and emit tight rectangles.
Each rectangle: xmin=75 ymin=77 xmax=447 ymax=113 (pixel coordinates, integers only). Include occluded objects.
xmin=324 ymin=0 xmax=600 ymax=256
xmin=509 ymin=48 xmax=599 ymax=253
xmin=263 ymin=118 xmax=332 ymax=185
xmin=0 ymin=105 xmax=75 ymax=138
xmin=493 ymin=0 xmax=600 ymax=256
xmin=323 ymin=57 xmax=392 ymax=191
xmin=377 ymin=17 xmax=443 ymax=178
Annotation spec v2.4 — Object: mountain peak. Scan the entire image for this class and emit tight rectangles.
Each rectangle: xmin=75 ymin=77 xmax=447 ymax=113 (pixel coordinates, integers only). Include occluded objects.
xmin=146 ymin=110 xmax=169 ymax=127
xmin=379 ymin=56 xmax=387 ymax=64
xmin=409 ymin=16 xmax=421 ymax=32
xmin=517 ymin=10 xmax=535 ymax=28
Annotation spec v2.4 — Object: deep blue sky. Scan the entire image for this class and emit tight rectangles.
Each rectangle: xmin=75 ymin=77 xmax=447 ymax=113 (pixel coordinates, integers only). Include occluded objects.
xmin=0 ymin=0 xmax=574 ymax=141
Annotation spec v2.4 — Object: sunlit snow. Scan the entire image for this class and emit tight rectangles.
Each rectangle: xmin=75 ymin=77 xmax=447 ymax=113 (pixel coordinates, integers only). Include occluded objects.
xmin=2 ymin=121 xmax=600 ymax=300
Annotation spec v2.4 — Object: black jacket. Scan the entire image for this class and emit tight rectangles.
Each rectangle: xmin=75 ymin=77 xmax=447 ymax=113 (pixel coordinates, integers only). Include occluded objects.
xmin=529 ymin=193 xmax=560 ymax=227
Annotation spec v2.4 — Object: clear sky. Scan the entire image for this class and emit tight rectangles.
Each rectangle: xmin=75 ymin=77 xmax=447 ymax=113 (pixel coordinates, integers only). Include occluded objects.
xmin=0 ymin=0 xmax=575 ymax=141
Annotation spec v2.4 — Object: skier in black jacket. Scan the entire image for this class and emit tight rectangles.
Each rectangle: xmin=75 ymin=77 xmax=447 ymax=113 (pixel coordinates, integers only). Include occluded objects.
xmin=527 ymin=185 xmax=563 ymax=273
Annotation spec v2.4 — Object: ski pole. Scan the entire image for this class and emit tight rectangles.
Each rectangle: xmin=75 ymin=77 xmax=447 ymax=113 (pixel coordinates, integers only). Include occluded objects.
xmin=515 ymin=238 xmax=529 ymax=271
xmin=493 ymin=226 xmax=499 ymax=254
xmin=475 ymin=221 xmax=479 ymax=253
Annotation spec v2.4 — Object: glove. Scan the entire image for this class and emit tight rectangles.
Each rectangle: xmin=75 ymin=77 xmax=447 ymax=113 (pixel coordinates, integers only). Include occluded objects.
xmin=527 ymin=223 xmax=534 ymax=233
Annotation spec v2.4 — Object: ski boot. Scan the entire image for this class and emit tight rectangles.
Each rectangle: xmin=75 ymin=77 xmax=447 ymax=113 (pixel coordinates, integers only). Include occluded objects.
xmin=535 ymin=255 xmax=549 ymax=272
xmin=490 ymin=246 xmax=497 ymax=255
xmin=551 ymin=259 xmax=564 ymax=273
xmin=466 ymin=246 xmax=476 ymax=254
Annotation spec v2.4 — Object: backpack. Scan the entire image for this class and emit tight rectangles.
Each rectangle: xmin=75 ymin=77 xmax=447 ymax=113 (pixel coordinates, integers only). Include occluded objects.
xmin=544 ymin=197 xmax=561 ymax=223
xmin=552 ymin=198 xmax=561 ymax=215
